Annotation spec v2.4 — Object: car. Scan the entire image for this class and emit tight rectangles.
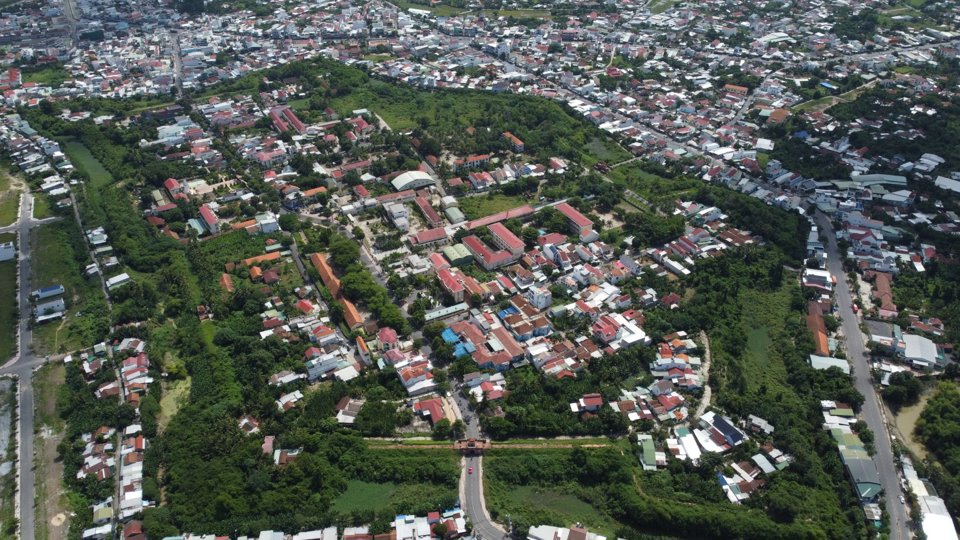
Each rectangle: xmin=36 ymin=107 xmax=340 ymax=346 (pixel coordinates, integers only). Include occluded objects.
xmin=899 ymin=495 xmax=906 ymax=504
xmin=468 ymin=467 xmax=473 ymax=475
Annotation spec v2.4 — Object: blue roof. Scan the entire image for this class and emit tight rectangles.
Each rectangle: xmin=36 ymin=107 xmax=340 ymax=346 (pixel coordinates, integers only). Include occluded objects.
xmin=498 ymin=307 xmax=519 ymax=319
xmin=441 ymin=328 xmax=460 ymax=344
xmin=454 ymin=342 xmax=476 ymax=358
xmin=793 ymin=130 xmax=810 ymax=140
xmin=38 ymin=285 xmax=64 ymax=293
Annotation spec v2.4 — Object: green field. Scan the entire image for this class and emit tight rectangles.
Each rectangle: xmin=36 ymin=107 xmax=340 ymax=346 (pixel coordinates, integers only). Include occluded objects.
xmin=649 ymin=0 xmax=681 ymax=14
xmin=584 ymin=137 xmax=626 ymax=165
xmin=363 ymin=54 xmax=394 ymax=63
xmin=30 ymin=222 xmax=108 ymax=355
xmin=485 ymin=451 xmax=624 ymax=538
xmin=32 ymin=195 xmax=52 ymax=220
xmin=390 ymin=0 xmax=466 ymax=16
xmin=0 ymin=260 xmax=16 ymax=363
xmin=746 ymin=327 xmax=773 ymax=367
xmin=0 ymin=171 xmax=19 ymax=227
xmin=63 ymin=140 xmax=114 ymax=187
xmin=606 ymin=162 xmax=699 ymax=204
xmin=482 ymin=8 xmax=552 ymax=19
xmin=458 ymin=194 xmax=530 ymax=220
xmin=22 ymin=65 xmax=71 ymax=88
xmin=331 ymin=480 xmax=398 ymax=513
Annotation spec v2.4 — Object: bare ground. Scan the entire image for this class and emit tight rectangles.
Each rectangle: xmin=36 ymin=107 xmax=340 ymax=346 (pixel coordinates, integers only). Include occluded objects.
xmin=34 ymin=364 xmax=67 ymax=540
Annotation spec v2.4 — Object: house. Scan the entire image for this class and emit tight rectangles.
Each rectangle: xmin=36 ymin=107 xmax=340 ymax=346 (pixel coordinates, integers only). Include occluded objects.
xmin=413 ymin=397 xmax=445 ymax=424
xmin=903 ymin=334 xmax=943 ymax=369
xmin=0 ymin=241 xmax=14 ymax=262
xmin=378 ymin=327 xmax=400 ymax=351
xmin=554 ymin=202 xmax=594 ymax=236
xmin=570 ymin=393 xmax=604 ymax=413
xmin=528 ymin=526 xmax=606 ymax=540
xmin=503 ymin=131 xmax=525 ymax=152
xmin=199 ymin=204 xmax=220 ymax=234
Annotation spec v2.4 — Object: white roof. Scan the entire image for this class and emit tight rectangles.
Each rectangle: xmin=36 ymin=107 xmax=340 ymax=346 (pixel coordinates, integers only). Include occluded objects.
xmin=391 ymin=170 xmax=434 ymax=191
xmin=904 ymin=334 xmax=937 ymax=364
xmin=921 ymin=496 xmax=959 ymax=540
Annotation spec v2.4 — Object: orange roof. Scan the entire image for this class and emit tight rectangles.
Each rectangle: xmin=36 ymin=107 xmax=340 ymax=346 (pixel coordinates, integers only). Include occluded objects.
xmin=220 ymin=273 xmax=235 ymax=292
xmin=302 ymin=186 xmax=328 ymax=197
xmin=243 ymin=251 xmax=281 ymax=266
xmin=310 ymin=252 xmax=341 ymax=297
xmin=806 ymin=302 xmax=829 ymax=356
xmin=250 ymin=266 xmax=263 ymax=280
xmin=232 ymin=219 xmax=257 ymax=230
xmin=342 ymin=298 xmax=363 ymax=330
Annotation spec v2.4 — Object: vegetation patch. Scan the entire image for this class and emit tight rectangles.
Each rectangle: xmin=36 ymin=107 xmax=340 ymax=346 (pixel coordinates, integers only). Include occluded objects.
xmin=458 ymin=194 xmax=530 ymax=220
xmin=0 ymin=170 xmax=19 ymax=227
xmin=30 ymin=222 xmax=110 ymax=355
xmin=330 ymin=481 xmax=398 ymax=513
xmin=0 ymin=260 xmax=15 ymax=363
xmin=22 ymin=64 xmax=71 ymax=88
xmin=62 ymin=140 xmax=114 ymax=188
xmin=32 ymin=194 xmax=53 ymax=220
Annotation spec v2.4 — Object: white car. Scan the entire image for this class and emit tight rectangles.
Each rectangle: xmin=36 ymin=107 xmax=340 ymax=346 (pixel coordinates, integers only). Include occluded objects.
xmin=899 ymin=495 xmax=906 ymax=504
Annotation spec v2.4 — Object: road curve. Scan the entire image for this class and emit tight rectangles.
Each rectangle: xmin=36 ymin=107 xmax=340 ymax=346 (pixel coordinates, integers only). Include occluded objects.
xmin=452 ymin=389 xmax=508 ymax=540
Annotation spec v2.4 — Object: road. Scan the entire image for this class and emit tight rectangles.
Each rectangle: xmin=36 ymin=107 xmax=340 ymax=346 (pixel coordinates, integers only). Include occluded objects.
xmin=0 ymin=193 xmax=57 ymax=540
xmin=452 ymin=389 xmax=507 ymax=540
xmin=816 ymin=211 xmax=910 ymax=540
xmin=170 ymin=30 xmax=184 ymax=98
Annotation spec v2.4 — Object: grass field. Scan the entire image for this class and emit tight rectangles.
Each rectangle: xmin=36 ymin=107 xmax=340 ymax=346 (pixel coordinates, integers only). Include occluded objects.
xmin=584 ymin=137 xmax=626 ymax=165
xmin=62 ymin=140 xmax=114 ymax=187
xmin=288 ymin=98 xmax=310 ymax=110
xmin=331 ymin=480 xmax=398 ymax=513
xmin=32 ymin=195 xmax=52 ymax=220
xmin=390 ymin=0 xmax=465 ymax=16
xmin=648 ymin=0 xmax=681 ymax=14
xmin=158 ymin=378 xmax=192 ymax=433
xmin=0 ymin=260 xmax=16 ymax=363
xmin=485 ymin=460 xmax=622 ymax=537
xmin=606 ymin=162 xmax=699 ymax=204
xmin=31 ymin=222 xmax=108 ymax=355
xmin=362 ymin=54 xmax=394 ymax=63
xmin=458 ymin=194 xmax=529 ymax=220
xmin=482 ymin=8 xmax=551 ymax=19
xmin=22 ymin=65 xmax=71 ymax=88
xmin=0 ymin=170 xmax=20 ymax=227
xmin=745 ymin=327 xmax=773 ymax=368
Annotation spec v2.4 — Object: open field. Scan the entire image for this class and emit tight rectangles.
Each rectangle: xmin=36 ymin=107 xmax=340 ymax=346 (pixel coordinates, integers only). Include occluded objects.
xmin=485 ymin=450 xmax=624 ymax=538
xmin=158 ymin=378 xmax=192 ymax=433
xmin=62 ymin=140 xmax=114 ymax=188
xmin=481 ymin=8 xmax=551 ymax=19
xmin=31 ymin=222 xmax=108 ymax=356
xmin=22 ymin=65 xmax=71 ymax=88
xmin=458 ymin=194 xmax=530 ymax=220
xmin=649 ymin=0 xmax=681 ymax=14
xmin=793 ymin=81 xmax=876 ymax=113
xmin=584 ymin=137 xmax=626 ymax=164
xmin=32 ymin=195 xmax=52 ymax=219
xmin=0 ymin=260 xmax=15 ymax=363
xmin=0 ymin=170 xmax=20 ymax=227
xmin=389 ymin=0 xmax=465 ymax=16
xmin=330 ymin=480 xmax=398 ymax=513
xmin=34 ymin=363 xmax=68 ymax=540
xmin=893 ymin=391 xmax=931 ymax=459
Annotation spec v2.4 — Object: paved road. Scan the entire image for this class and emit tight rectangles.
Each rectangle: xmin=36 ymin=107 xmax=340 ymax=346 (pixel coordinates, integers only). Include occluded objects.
xmin=452 ymin=389 xmax=507 ymax=540
xmin=0 ymin=193 xmax=50 ymax=540
xmin=816 ymin=211 xmax=910 ymax=540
